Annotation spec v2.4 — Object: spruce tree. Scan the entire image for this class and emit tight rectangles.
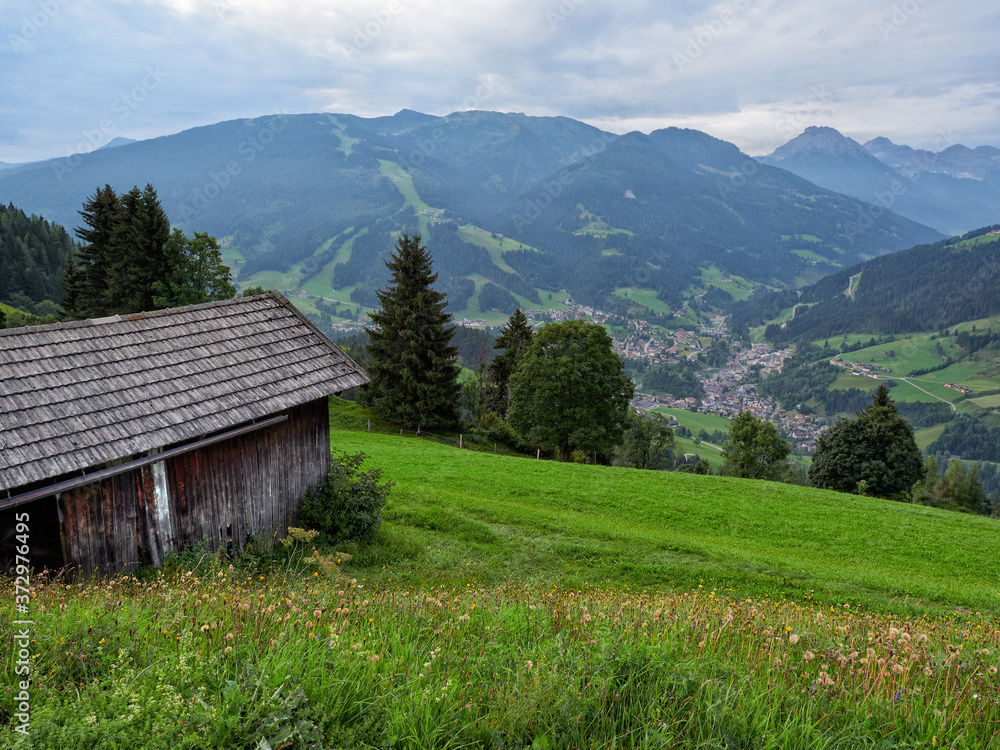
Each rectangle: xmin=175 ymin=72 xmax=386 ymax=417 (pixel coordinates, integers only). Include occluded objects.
xmin=64 ymin=184 xmax=229 ymax=318
xmin=111 ymin=184 xmax=170 ymax=313
xmin=68 ymin=184 xmax=121 ymax=318
xmin=363 ymin=234 xmax=460 ymax=429
xmin=486 ymin=307 xmax=533 ymax=416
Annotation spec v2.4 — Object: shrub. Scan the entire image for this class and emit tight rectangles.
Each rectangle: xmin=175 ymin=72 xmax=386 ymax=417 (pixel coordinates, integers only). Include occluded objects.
xmin=297 ymin=451 xmax=392 ymax=544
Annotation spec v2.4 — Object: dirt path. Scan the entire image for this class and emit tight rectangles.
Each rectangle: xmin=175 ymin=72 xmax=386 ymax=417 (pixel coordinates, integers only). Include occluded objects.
xmin=893 ymin=377 xmax=957 ymax=412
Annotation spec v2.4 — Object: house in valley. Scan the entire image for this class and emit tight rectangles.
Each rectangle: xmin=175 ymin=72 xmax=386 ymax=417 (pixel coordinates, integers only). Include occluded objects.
xmin=0 ymin=292 xmax=368 ymax=577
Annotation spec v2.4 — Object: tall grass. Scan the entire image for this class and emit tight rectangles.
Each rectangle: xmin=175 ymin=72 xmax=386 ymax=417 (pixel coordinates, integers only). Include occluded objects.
xmin=331 ymin=430 xmax=1000 ymax=618
xmin=3 ymin=424 xmax=1000 ymax=747
xmin=2 ymin=552 xmax=997 ymax=748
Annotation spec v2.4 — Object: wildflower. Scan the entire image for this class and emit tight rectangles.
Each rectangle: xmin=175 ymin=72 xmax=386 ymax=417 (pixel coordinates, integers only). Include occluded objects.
xmin=889 ymin=626 xmax=900 ymax=639
xmin=892 ymin=663 xmax=905 ymax=675
xmin=201 ymin=625 xmax=210 ymax=632
xmin=803 ymin=651 xmax=815 ymax=662
xmin=224 ymin=646 xmax=232 ymax=654
xmin=458 ymin=614 xmax=470 ymax=622
xmin=313 ymin=609 xmax=322 ymax=618
xmin=789 ymin=634 xmax=800 ymax=645
xmin=526 ymin=660 xmax=533 ymax=669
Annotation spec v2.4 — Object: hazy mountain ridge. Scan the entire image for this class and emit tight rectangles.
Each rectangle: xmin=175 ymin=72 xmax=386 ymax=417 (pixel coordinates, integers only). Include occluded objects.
xmin=731 ymin=225 xmax=1000 ymax=343
xmin=760 ymin=127 xmax=1000 ymax=235
xmin=0 ymin=111 xmax=944 ymax=311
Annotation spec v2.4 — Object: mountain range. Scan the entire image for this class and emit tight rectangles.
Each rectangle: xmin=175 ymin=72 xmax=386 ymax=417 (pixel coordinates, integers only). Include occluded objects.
xmin=0 ymin=111 xmax=946 ymax=314
xmin=759 ymin=126 xmax=1000 ymax=236
xmin=731 ymin=225 xmax=1000 ymax=343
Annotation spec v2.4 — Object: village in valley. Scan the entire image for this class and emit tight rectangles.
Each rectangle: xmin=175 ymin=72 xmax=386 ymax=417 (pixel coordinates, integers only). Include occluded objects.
xmin=287 ymin=286 xmax=830 ymax=453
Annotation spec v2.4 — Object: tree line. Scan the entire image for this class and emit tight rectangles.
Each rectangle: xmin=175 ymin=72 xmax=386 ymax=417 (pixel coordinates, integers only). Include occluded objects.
xmin=62 ymin=184 xmax=235 ymax=318
xmin=0 ymin=202 xmax=75 ymax=318
xmin=357 ymin=234 xmax=637 ymax=463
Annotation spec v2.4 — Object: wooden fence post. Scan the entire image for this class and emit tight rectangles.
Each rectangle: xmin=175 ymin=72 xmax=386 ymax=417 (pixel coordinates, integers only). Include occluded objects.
xmin=459 ymin=434 xmax=463 ymax=449
xmin=367 ymin=419 xmax=370 ymax=433
xmin=536 ymin=448 xmax=540 ymax=460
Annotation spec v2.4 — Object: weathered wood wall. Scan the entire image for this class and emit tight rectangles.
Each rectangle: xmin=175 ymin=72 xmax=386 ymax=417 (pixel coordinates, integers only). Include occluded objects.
xmin=56 ymin=397 xmax=331 ymax=577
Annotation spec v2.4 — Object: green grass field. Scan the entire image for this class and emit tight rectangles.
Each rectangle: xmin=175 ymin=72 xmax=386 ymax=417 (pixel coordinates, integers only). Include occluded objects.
xmin=5 ymin=418 xmax=999 ymax=748
xmin=914 ymin=423 xmax=948 ymax=451
xmin=696 ymin=265 xmax=759 ymax=302
xmin=455 ymin=224 xmax=540 ymax=275
xmin=331 ymin=430 xmax=1000 ymax=616
xmin=651 ymin=407 xmax=731 ymax=436
xmin=672 ymin=435 xmax=723 ymax=472
xmin=612 ymin=287 xmax=675 ymax=316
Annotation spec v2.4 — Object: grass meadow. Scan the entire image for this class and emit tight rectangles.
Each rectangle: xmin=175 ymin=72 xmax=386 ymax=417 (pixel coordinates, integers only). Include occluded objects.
xmin=3 ymin=423 xmax=999 ymax=748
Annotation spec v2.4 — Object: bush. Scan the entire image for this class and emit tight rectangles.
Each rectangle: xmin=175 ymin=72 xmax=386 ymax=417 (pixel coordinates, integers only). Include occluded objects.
xmin=297 ymin=451 xmax=393 ymax=545
xmin=479 ymin=410 xmax=522 ymax=447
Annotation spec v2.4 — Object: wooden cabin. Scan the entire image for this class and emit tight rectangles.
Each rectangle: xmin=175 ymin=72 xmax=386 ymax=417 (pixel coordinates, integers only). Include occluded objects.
xmin=0 ymin=291 xmax=368 ymax=577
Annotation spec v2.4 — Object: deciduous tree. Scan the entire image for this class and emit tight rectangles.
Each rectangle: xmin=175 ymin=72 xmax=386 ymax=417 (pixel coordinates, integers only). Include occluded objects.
xmin=151 ymin=230 xmax=236 ymax=308
xmin=809 ymin=385 xmax=923 ymax=498
xmin=613 ymin=412 xmax=675 ymax=470
xmin=720 ymin=409 xmax=790 ymax=481
xmin=508 ymin=319 xmax=633 ymax=461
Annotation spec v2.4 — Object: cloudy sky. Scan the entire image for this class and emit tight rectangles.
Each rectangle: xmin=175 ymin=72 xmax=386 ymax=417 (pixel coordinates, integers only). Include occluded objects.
xmin=2 ymin=0 xmax=998 ymax=163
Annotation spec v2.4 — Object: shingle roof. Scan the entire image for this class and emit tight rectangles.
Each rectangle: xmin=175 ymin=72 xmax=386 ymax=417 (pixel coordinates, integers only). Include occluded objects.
xmin=0 ymin=292 xmax=368 ymax=492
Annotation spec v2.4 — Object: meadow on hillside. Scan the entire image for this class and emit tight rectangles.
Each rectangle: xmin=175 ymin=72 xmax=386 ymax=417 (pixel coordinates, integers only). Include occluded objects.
xmin=2 ymin=428 xmax=998 ymax=749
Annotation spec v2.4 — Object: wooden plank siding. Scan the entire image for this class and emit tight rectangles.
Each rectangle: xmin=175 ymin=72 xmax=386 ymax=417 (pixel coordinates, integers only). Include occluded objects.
xmin=56 ymin=397 xmax=331 ymax=577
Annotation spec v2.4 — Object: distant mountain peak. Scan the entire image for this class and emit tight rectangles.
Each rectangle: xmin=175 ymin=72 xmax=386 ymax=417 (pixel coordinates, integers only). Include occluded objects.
xmin=766 ymin=126 xmax=873 ymax=161
xmin=96 ymin=137 xmax=137 ymax=151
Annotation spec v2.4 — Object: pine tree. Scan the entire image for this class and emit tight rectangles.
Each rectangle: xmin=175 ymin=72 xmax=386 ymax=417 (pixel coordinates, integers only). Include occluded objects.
xmin=67 ymin=184 xmax=121 ymax=318
xmin=486 ymin=307 xmax=533 ymax=416
xmin=63 ymin=185 xmax=231 ymax=318
xmin=362 ymin=234 xmax=461 ymax=429
xmin=111 ymin=184 xmax=170 ymax=313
